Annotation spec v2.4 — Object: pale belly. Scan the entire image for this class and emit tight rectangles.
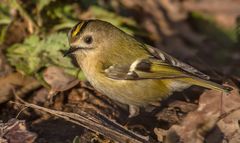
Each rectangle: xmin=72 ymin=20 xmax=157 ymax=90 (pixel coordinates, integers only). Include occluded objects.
xmin=86 ymin=73 xmax=190 ymax=106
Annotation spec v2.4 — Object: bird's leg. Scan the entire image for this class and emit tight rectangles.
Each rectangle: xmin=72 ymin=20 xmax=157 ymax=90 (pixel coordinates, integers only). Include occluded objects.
xmin=128 ymin=105 xmax=140 ymax=118
xmin=220 ymin=91 xmax=224 ymax=114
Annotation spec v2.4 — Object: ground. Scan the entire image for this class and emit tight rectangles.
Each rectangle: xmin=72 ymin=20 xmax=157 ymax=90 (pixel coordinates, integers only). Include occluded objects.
xmin=0 ymin=0 xmax=239 ymax=143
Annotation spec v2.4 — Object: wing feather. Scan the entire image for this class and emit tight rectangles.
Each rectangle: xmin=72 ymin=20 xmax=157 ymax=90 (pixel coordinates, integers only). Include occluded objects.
xmin=105 ymin=58 xmax=190 ymax=80
xmin=103 ymin=44 xmax=230 ymax=93
xmin=144 ymin=45 xmax=210 ymax=80
xmin=104 ymin=44 xmax=209 ymax=81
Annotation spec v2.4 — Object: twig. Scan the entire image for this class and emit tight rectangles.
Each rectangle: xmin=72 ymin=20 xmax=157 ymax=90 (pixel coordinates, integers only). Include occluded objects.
xmin=14 ymin=96 xmax=150 ymax=143
xmin=217 ymin=106 xmax=240 ymax=122
xmin=15 ymin=106 xmax=29 ymax=119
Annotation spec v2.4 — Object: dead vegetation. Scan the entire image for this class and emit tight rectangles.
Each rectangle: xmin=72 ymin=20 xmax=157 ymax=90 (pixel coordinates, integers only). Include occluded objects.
xmin=0 ymin=0 xmax=239 ymax=143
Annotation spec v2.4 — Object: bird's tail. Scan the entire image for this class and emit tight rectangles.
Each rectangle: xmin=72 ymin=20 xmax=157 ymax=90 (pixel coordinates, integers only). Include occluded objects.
xmin=180 ymin=77 xmax=232 ymax=93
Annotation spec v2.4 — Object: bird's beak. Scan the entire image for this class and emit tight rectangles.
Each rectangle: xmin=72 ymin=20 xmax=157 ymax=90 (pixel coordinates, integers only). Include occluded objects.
xmin=64 ymin=47 xmax=82 ymax=57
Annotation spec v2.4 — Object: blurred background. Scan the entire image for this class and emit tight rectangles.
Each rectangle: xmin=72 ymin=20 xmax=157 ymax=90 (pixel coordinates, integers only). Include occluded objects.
xmin=0 ymin=0 xmax=239 ymax=142
xmin=1 ymin=0 xmax=239 ymax=78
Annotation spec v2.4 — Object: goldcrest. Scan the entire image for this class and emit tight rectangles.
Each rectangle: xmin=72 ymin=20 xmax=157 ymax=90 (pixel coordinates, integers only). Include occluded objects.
xmin=64 ymin=20 xmax=230 ymax=116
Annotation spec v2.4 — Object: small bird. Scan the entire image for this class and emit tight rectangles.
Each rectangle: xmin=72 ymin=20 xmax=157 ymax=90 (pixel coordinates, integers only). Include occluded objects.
xmin=64 ymin=19 xmax=230 ymax=117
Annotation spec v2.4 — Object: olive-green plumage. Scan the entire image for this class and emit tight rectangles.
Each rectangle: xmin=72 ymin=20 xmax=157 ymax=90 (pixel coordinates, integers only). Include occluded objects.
xmin=65 ymin=19 xmax=230 ymax=109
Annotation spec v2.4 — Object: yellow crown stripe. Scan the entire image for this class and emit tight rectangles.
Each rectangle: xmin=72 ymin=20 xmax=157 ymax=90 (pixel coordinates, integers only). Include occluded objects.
xmin=71 ymin=22 xmax=85 ymax=37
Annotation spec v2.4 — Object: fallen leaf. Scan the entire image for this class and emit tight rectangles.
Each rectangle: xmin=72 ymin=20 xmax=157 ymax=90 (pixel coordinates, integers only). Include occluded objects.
xmin=0 ymin=119 xmax=37 ymax=143
xmin=155 ymin=100 xmax=197 ymax=124
xmin=163 ymin=84 xmax=240 ymax=143
xmin=43 ymin=66 xmax=79 ymax=98
xmin=0 ymin=72 xmax=37 ymax=104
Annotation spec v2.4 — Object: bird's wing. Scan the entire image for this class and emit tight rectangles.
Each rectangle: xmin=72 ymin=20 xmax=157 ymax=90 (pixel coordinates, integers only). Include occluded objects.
xmin=104 ymin=64 xmax=132 ymax=80
xmin=104 ymin=45 xmax=209 ymax=80
xmin=143 ymin=45 xmax=210 ymax=80
xmin=104 ymin=58 xmax=192 ymax=80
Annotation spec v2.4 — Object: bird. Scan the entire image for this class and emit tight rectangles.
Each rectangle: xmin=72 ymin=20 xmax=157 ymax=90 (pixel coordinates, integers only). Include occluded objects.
xmin=64 ymin=19 xmax=231 ymax=117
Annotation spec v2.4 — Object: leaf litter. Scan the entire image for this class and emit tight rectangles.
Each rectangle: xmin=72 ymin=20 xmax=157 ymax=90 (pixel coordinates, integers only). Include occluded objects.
xmin=0 ymin=0 xmax=240 ymax=142
xmin=159 ymin=84 xmax=240 ymax=143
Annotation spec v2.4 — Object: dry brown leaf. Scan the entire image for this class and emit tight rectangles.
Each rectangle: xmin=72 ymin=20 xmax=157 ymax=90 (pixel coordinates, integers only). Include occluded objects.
xmin=156 ymin=100 xmax=197 ymax=124
xmin=0 ymin=119 xmax=37 ymax=143
xmin=0 ymin=72 xmax=37 ymax=104
xmin=161 ymin=84 xmax=240 ymax=143
xmin=43 ymin=66 xmax=79 ymax=98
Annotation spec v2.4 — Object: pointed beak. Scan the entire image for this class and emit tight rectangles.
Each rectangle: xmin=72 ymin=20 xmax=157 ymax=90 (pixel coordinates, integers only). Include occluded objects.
xmin=64 ymin=47 xmax=81 ymax=57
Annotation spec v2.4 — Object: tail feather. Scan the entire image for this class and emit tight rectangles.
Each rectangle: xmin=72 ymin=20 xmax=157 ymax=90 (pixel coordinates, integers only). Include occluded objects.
xmin=181 ymin=77 xmax=232 ymax=93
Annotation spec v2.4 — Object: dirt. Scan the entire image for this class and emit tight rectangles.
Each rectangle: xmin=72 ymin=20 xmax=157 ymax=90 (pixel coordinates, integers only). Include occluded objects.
xmin=0 ymin=0 xmax=239 ymax=143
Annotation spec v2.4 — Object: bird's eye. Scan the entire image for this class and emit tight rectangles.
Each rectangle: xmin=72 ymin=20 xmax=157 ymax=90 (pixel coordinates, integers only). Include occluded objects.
xmin=84 ymin=36 xmax=93 ymax=44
